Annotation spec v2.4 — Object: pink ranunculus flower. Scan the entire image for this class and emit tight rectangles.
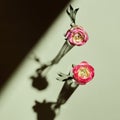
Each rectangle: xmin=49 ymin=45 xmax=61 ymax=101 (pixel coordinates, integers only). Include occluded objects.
xmin=65 ymin=25 xmax=89 ymax=46
xmin=72 ymin=61 xmax=94 ymax=85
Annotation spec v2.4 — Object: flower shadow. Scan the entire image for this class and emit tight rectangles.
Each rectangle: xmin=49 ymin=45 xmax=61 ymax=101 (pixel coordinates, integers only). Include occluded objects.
xmin=30 ymin=73 xmax=48 ymax=91
xmin=30 ymin=55 xmax=52 ymax=90
xmin=30 ymin=53 xmax=60 ymax=91
xmin=33 ymin=100 xmax=58 ymax=120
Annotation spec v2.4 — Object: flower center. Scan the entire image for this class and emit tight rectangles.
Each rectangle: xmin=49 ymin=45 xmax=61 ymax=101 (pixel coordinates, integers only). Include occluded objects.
xmin=73 ymin=33 xmax=83 ymax=43
xmin=78 ymin=67 xmax=90 ymax=78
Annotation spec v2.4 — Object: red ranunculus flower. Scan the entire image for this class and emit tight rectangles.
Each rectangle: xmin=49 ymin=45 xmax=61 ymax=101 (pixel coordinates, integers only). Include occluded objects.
xmin=65 ymin=25 xmax=89 ymax=46
xmin=72 ymin=61 xmax=94 ymax=85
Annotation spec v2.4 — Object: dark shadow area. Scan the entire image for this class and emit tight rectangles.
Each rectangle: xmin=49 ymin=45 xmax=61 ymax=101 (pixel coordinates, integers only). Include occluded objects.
xmin=30 ymin=38 xmax=73 ymax=91
xmin=32 ymin=81 xmax=77 ymax=120
xmin=0 ymin=0 xmax=70 ymax=92
xmin=31 ymin=75 xmax=78 ymax=120
xmin=33 ymin=100 xmax=58 ymax=120
xmin=30 ymin=55 xmax=51 ymax=91
xmin=30 ymin=72 xmax=48 ymax=91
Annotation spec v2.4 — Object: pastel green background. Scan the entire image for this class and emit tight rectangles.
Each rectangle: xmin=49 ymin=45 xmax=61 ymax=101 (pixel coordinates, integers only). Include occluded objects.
xmin=0 ymin=0 xmax=120 ymax=120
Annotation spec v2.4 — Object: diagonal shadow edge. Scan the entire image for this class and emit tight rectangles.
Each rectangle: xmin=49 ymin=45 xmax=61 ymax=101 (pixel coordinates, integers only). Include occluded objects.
xmin=0 ymin=0 xmax=71 ymax=92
